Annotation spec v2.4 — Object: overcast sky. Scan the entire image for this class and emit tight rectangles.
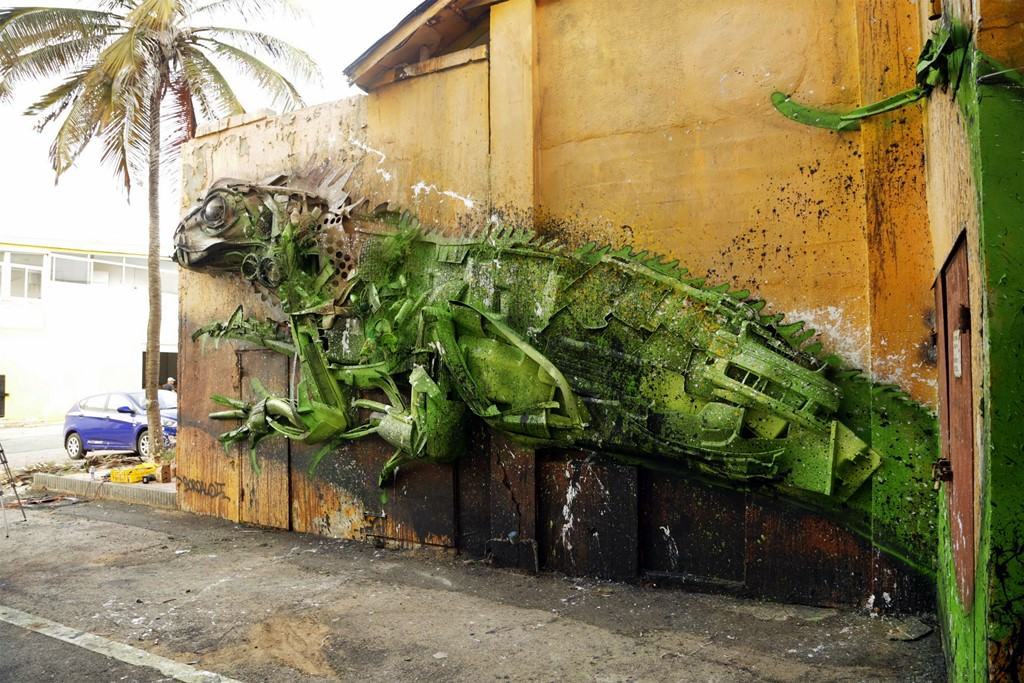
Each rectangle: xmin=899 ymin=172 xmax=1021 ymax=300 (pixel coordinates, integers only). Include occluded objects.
xmin=0 ymin=0 xmax=420 ymax=254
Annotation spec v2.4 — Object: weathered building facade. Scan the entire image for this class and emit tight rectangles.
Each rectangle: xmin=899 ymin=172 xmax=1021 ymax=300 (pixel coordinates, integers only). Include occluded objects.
xmin=175 ymin=1 xmax=1024 ymax=679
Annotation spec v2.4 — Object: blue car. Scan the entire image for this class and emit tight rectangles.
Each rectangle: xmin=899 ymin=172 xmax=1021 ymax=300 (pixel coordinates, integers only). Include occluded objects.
xmin=63 ymin=390 xmax=177 ymax=460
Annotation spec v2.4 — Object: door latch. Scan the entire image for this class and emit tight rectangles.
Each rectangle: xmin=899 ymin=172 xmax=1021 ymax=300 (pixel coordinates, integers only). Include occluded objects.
xmin=932 ymin=458 xmax=953 ymax=489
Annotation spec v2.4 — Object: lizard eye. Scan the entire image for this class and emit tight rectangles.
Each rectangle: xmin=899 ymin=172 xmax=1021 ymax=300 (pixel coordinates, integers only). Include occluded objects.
xmin=202 ymin=195 xmax=228 ymax=231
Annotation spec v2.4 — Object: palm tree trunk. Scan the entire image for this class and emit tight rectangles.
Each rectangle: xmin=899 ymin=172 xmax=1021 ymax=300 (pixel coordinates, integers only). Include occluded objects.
xmin=145 ymin=81 xmax=163 ymax=461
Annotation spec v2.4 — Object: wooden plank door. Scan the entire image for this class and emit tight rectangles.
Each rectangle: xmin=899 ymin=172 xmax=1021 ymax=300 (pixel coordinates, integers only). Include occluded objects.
xmin=935 ymin=235 xmax=975 ymax=609
xmin=237 ymin=349 xmax=291 ymax=529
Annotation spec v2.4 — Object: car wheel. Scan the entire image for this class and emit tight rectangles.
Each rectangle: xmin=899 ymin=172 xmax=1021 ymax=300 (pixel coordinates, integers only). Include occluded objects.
xmin=136 ymin=430 xmax=151 ymax=459
xmin=65 ymin=433 xmax=86 ymax=460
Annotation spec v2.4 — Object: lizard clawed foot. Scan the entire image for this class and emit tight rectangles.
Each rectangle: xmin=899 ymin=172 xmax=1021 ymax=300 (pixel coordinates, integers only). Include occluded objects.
xmin=210 ymin=379 xmax=305 ymax=473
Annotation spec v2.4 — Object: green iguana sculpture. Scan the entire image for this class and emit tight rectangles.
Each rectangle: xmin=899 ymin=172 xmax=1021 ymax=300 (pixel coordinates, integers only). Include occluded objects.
xmin=173 ymin=169 xmax=938 ymax=572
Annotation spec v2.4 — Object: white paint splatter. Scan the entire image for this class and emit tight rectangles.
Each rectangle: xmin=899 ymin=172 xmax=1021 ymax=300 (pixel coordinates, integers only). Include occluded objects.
xmin=870 ymin=339 xmax=939 ymax=393
xmin=348 ymin=136 xmax=386 ymax=164
xmin=660 ymin=525 xmax=680 ymax=570
xmin=560 ymin=465 xmax=581 ymax=560
xmin=410 ymin=181 xmax=476 ymax=209
xmin=784 ymin=307 xmax=937 ymax=395
xmin=348 ymin=136 xmax=395 ymax=184
xmin=784 ymin=305 xmax=869 ymax=369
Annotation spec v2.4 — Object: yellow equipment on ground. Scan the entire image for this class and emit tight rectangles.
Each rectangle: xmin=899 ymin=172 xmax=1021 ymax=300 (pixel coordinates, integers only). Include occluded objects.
xmin=109 ymin=462 xmax=159 ymax=484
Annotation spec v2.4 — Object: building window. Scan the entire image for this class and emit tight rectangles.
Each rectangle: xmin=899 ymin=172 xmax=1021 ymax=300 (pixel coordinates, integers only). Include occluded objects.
xmin=52 ymin=252 xmax=90 ymax=284
xmin=2 ymin=251 xmax=44 ymax=299
xmin=91 ymin=258 xmax=125 ymax=286
xmin=0 ymin=248 xmax=176 ymax=296
xmin=124 ymin=257 xmax=148 ymax=288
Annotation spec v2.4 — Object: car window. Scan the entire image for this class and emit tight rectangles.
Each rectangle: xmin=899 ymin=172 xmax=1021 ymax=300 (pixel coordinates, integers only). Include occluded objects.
xmin=108 ymin=393 xmax=137 ymax=412
xmin=81 ymin=395 xmax=108 ymax=411
xmin=128 ymin=391 xmax=177 ymax=410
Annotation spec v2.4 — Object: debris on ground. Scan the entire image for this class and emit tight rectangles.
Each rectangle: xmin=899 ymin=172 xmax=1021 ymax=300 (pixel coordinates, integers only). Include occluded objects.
xmin=84 ymin=453 xmax=144 ymax=470
xmin=1 ymin=460 xmax=79 ymax=487
xmin=3 ymin=495 xmax=70 ymax=508
xmin=886 ymin=617 xmax=934 ymax=641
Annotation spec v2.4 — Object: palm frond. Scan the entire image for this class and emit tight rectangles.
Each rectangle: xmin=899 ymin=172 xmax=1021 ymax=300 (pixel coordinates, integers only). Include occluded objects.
xmin=0 ymin=7 xmax=120 ymax=62
xmin=163 ymin=67 xmax=196 ymax=147
xmin=124 ymin=0 xmax=180 ymax=34
xmin=45 ymin=25 xmax=154 ymax=186
xmin=49 ymin=69 xmax=112 ymax=176
xmin=99 ymin=63 xmax=152 ymax=190
xmin=178 ymin=44 xmax=243 ymax=118
xmin=191 ymin=26 xmax=319 ymax=82
xmin=0 ymin=32 xmax=117 ymax=102
xmin=23 ymin=66 xmax=91 ymax=126
xmin=198 ymin=37 xmax=303 ymax=111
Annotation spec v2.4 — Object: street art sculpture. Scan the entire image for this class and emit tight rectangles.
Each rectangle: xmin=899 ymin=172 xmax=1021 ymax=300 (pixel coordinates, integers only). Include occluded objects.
xmin=173 ymin=170 xmax=937 ymax=570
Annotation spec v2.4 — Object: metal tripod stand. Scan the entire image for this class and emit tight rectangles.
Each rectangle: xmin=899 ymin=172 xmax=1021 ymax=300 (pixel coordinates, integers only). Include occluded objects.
xmin=0 ymin=439 xmax=27 ymax=538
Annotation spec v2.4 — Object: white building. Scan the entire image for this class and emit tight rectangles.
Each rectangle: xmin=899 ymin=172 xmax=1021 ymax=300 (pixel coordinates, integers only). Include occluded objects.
xmin=0 ymin=242 xmax=179 ymax=424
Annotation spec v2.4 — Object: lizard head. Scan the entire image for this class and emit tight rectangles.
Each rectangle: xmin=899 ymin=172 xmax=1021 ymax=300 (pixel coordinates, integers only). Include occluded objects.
xmin=174 ymin=179 xmax=335 ymax=291
xmin=173 ymin=180 xmax=273 ymax=272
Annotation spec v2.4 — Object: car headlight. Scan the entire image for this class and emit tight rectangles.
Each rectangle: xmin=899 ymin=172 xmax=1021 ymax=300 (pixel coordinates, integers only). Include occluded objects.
xmin=161 ymin=418 xmax=177 ymax=429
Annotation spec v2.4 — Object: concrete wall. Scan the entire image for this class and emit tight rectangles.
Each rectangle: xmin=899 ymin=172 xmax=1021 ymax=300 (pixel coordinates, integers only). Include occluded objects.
xmin=525 ymin=0 xmax=934 ymax=402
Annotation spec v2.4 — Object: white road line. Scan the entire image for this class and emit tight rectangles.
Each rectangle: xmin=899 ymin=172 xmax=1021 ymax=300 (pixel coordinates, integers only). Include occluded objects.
xmin=0 ymin=604 xmax=243 ymax=683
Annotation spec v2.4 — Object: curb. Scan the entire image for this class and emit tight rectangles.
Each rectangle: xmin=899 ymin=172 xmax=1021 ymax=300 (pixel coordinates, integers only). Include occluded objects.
xmin=32 ymin=473 xmax=177 ymax=509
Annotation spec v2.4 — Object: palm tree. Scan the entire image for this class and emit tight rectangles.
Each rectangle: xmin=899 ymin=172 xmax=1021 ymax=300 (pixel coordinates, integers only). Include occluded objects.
xmin=0 ymin=0 xmax=318 ymax=459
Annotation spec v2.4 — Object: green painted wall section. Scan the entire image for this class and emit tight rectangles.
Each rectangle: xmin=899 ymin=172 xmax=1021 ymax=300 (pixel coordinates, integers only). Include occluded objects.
xmin=936 ymin=23 xmax=1024 ymax=681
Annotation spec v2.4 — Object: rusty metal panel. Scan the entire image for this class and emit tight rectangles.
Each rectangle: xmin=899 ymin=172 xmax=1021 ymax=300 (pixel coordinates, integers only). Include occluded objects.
xmin=177 ymin=269 xmax=243 ymax=521
xmin=538 ymin=455 xmax=638 ymax=581
xmin=289 ymin=389 xmax=456 ymax=548
xmin=292 ymin=439 xmax=456 ymax=548
xmin=638 ymin=472 xmax=745 ymax=587
xmin=237 ymin=349 xmax=290 ymax=529
xmin=744 ymin=497 xmax=872 ymax=606
xmin=456 ymin=424 xmax=491 ymax=557
xmin=289 ymin=438 xmax=384 ymax=539
xmin=870 ymin=548 xmax=936 ymax=614
xmin=939 ymin=236 xmax=975 ymax=609
xmin=374 ymin=459 xmax=457 ymax=548
xmin=487 ymin=432 xmax=538 ymax=570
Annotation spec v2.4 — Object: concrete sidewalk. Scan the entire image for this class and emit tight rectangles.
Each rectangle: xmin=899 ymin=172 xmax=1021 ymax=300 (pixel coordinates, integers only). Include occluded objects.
xmin=0 ymin=499 xmax=944 ymax=682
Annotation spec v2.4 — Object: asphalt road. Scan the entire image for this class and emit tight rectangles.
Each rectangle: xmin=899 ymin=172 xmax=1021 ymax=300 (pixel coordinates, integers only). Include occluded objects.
xmin=0 ymin=621 xmax=168 ymax=683
xmin=0 ymin=423 xmax=69 ymax=472
xmin=0 ymin=499 xmax=946 ymax=682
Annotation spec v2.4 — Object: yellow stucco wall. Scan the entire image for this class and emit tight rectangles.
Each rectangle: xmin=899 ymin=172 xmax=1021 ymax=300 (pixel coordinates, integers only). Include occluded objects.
xmin=181 ymin=61 xmax=489 ymax=228
xmin=527 ymin=0 xmax=935 ymax=402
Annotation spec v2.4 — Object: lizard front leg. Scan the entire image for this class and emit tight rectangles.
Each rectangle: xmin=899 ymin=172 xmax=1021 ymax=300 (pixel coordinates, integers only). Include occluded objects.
xmin=193 ymin=305 xmax=295 ymax=355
